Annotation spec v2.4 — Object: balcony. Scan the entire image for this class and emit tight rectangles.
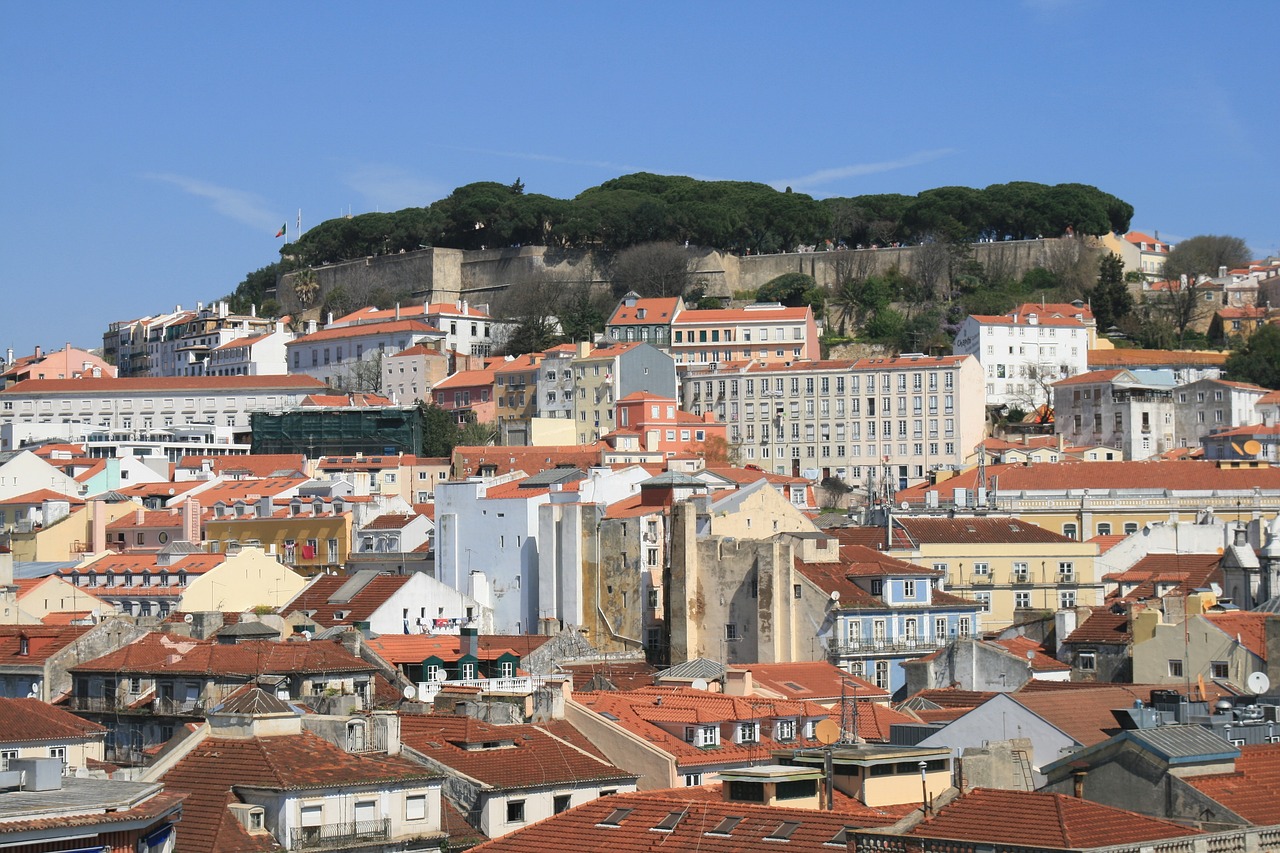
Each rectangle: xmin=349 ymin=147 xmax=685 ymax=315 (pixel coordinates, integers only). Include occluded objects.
xmin=291 ymin=819 xmax=390 ymax=852
xmin=1011 ymin=572 xmax=1030 ymax=584
xmin=828 ymin=637 xmax=946 ymax=657
xmin=1057 ymin=573 xmax=1077 ymax=584
xmin=153 ymin=697 xmax=207 ymax=716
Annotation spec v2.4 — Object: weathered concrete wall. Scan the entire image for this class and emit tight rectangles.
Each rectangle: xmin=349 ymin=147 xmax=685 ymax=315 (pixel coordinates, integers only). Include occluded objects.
xmin=47 ymin=617 xmax=151 ymax=701
xmin=271 ymin=239 xmax=1066 ymax=320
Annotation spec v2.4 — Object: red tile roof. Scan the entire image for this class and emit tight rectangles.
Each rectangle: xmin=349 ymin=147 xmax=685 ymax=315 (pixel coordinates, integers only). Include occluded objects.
xmin=1087 ymin=348 xmax=1228 ymax=368
xmin=0 ymin=375 xmax=325 ymax=394
xmin=557 ymin=661 xmax=659 ymax=692
xmin=0 ymin=624 xmax=93 ymax=665
xmin=607 ymin=297 xmax=682 ymax=326
xmin=362 ymin=513 xmax=422 ymax=530
xmin=280 ymin=574 xmax=412 ymax=627
xmin=70 ymin=634 xmax=374 ymax=677
xmin=178 ymin=455 xmax=306 ymax=477
xmin=989 ymin=636 xmax=1071 ymax=672
xmin=452 ymin=444 xmax=607 ymax=478
xmin=1105 ymin=553 xmax=1222 ymax=601
xmin=1011 ymin=686 xmax=1154 ymax=746
xmin=467 ymin=787 xmax=904 ymax=852
xmin=364 ymin=634 xmax=524 ymax=664
xmin=736 ymin=661 xmax=888 ymax=703
xmin=909 ymin=787 xmax=1198 ymax=847
xmin=901 ymin=461 xmax=1280 ymax=503
xmin=299 ymin=392 xmax=394 ymax=407
xmin=0 ymin=697 xmax=106 ymax=743
xmin=0 ymin=488 xmax=83 ymax=506
xmin=61 ymin=552 xmax=225 ymax=578
xmin=399 ymin=714 xmax=635 ymax=789
xmin=674 ymin=305 xmax=811 ymax=324
xmin=1205 ymin=612 xmax=1276 ymax=660
xmin=576 ymin=688 xmax=830 ymax=769
xmin=1185 ymin=742 xmax=1280 ymax=825
xmin=433 ymin=368 xmax=496 ymax=390
xmin=162 ymin=732 xmax=441 ymax=853
xmin=894 ymin=516 xmax=1073 ymax=545
xmin=289 ymin=319 xmax=441 ymax=344
xmin=1063 ymin=609 xmax=1132 ymax=645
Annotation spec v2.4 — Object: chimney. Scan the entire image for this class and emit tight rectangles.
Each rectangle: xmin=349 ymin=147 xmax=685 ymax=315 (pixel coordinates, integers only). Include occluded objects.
xmin=90 ymin=498 xmax=107 ymax=555
xmin=251 ymin=303 xmax=257 ymax=317
xmin=136 ymin=508 xmax=146 ymax=525
xmin=257 ymin=495 xmax=274 ymax=518
xmin=182 ymin=496 xmax=201 ymax=544
xmin=326 ymin=312 xmax=334 ymax=326
xmin=5 ymin=348 xmax=12 ymax=365
xmin=395 ymin=303 xmax=401 ymax=321
xmin=1219 ymin=266 xmax=1228 ymax=278
xmin=723 ymin=668 xmax=752 ymax=696
xmin=460 ymin=626 xmax=479 ymax=659
xmin=33 ymin=344 xmax=42 ymax=359
xmin=1072 ymin=765 xmax=1088 ymax=798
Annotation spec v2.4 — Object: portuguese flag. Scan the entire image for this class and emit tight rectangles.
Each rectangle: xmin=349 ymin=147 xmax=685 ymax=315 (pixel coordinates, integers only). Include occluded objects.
xmin=275 ymin=223 xmax=286 ymax=238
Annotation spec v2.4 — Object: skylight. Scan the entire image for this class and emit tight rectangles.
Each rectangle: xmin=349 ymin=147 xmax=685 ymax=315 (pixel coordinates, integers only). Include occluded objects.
xmin=597 ymin=808 xmax=633 ymax=827
xmin=707 ymin=816 xmax=743 ymax=836
xmin=766 ymin=821 xmax=801 ymax=841
xmin=652 ymin=810 xmax=686 ymax=832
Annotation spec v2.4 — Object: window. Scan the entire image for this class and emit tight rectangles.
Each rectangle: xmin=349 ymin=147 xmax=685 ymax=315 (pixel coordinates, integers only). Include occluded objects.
xmin=1124 ymin=522 xmax=1139 ymax=535
xmin=506 ymin=800 xmax=526 ymax=823
xmin=1059 ymin=589 xmax=1076 ymax=608
xmin=1062 ymin=523 xmax=1078 ymax=540
xmin=725 ymin=624 xmax=739 ymax=641
xmin=1211 ymin=661 xmax=1229 ymax=679
xmin=0 ymin=750 xmax=16 ymax=770
xmin=554 ymin=794 xmax=572 ymax=814
xmin=903 ymin=580 xmax=916 ymax=598
xmin=972 ymin=562 xmax=990 ymax=577
xmin=870 ymin=579 xmax=883 ymax=595
xmin=48 ymin=746 xmax=67 ymax=772
xmin=874 ymin=660 xmax=889 ymax=689
xmin=1078 ymin=652 xmax=1097 ymax=672
xmin=1015 ymin=591 xmax=1031 ymax=609
xmin=1096 ymin=522 xmax=1112 ymax=536
xmin=1168 ymin=660 xmax=1184 ymax=678
xmin=775 ymin=719 xmax=796 ymax=741
xmin=737 ymin=722 xmax=759 ymax=743
xmin=685 ymin=773 xmax=704 ymax=786
xmin=1012 ymin=561 xmax=1029 ymax=582
xmin=975 ymin=592 xmax=991 ymax=612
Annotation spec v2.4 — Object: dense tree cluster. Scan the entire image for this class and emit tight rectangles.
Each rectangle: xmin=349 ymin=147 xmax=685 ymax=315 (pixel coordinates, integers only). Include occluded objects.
xmin=262 ymin=175 xmax=1134 ymax=272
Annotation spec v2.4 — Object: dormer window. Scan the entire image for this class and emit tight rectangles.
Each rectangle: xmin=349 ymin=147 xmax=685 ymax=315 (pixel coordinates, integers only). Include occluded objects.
xmin=683 ymin=725 xmax=719 ymax=747
xmin=870 ymin=579 xmax=883 ymax=596
xmin=735 ymin=722 xmax=759 ymax=744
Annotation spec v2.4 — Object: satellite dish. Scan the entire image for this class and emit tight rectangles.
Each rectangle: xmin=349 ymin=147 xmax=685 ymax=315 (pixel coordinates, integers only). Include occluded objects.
xmin=900 ymin=501 xmax=909 ymax=511
xmin=402 ymin=685 xmax=417 ymax=700
xmin=1247 ymin=671 xmax=1271 ymax=695
xmin=829 ymin=590 xmax=841 ymax=602
xmin=432 ymin=669 xmax=447 ymax=683
xmin=26 ymin=690 xmax=39 ymax=700
xmin=301 ymin=630 xmax=312 ymax=641
xmin=690 ymin=678 xmax=710 ymax=691
xmin=1243 ymin=440 xmax=1263 ymax=457
xmin=1026 ymin=650 xmax=1036 ymax=660
xmin=183 ymin=613 xmax=194 ymax=624
xmin=814 ymin=719 xmax=841 ymax=745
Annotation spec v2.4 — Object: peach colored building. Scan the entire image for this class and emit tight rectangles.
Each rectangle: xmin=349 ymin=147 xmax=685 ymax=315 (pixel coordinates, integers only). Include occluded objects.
xmin=669 ymin=303 xmax=820 ymax=370
xmin=615 ymin=391 xmax=725 ymax=454
xmin=432 ymin=367 xmax=496 ymax=425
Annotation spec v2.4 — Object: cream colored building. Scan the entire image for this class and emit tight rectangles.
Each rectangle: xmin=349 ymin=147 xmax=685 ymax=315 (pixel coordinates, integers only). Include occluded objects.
xmin=179 ymin=546 xmax=307 ymax=612
xmin=887 ymin=516 xmax=1101 ymax=630
xmin=1131 ymin=591 xmax=1274 ymax=689
xmin=680 ymin=354 xmax=985 ymax=488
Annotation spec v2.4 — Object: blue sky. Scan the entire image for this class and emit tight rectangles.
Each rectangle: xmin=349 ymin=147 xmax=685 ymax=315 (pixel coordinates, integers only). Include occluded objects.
xmin=2 ymin=1 xmax=1276 ymax=357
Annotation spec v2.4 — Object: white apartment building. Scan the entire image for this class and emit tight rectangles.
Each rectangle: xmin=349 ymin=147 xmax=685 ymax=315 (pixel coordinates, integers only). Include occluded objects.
xmin=952 ymin=303 xmax=1094 ymax=409
xmin=1052 ymin=369 xmax=1177 ymax=460
xmin=329 ymin=301 xmax=513 ymax=358
xmin=679 ymin=354 xmax=984 ymax=491
xmin=0 ymin=375 xmax=326 ymax=449
xmin=1173 ymin=377 xmax=1268 ymax=450
xmin=668 ymin=303 xmax=820 ymax=371
xmin=286 ymin=320 xmax=444 ymax=388
xmin=206 ymin=325 xmax=293 ymax=376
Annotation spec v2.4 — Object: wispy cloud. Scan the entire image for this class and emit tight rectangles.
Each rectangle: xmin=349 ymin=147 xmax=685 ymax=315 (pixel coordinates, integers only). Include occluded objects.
xmin=145 ymin=173 xmax=279 ymax=231
xmin=343 ymin=165 xmax=445 ymax=211
xmin=771 ymin=149 xmax=956 ymax=192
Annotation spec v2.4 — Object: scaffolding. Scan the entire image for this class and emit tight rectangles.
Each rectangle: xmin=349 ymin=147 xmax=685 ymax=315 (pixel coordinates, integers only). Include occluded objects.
xmin=250 ymin=406 xmax=431 ymax=457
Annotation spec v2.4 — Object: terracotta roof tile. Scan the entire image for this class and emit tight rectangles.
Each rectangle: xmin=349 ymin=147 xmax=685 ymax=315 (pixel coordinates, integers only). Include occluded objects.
xmin=736 ymin=661 xmax=888 ymax=703
xmin=1205 ymin=612 xmax=1276 ymax=660
xmin=0 ymin=375 xmax=325 ymax=394
xmin=895 ymin=516 xmax=1073 ymax=545
xmin=70 ymin=634 xmax=374 ymax=677
xmin=607 ymin=297 xmax=682 ymax=326
xmin=278 ymin=574 xmax=413 ymax=627
xmin=910 ymin=787 xmax=1198 ymax=847
xmin=468 ymin=787 xmax=904 ymax=852
xmin=1185 ymin=742 xmax=1280 ymax=824
xmin=1063 ymin=610 xmax=1132 ymax=645
xmin=399 ymin=714 xmax=635 ymax=789
xmin=162 ymin=732 xmax=441 ymax=853
xmin=0 ymin=624 xmax=93 ymax=665
xmin=289 ymin=319 xmax=441 ymax=344
xmin=0 ymin=697 xmax=107 ymax=743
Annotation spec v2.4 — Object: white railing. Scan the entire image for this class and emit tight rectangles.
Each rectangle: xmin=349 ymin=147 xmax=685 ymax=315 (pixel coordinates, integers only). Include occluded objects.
xmin=413 ymin=674 xmax=570 ymax=703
